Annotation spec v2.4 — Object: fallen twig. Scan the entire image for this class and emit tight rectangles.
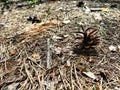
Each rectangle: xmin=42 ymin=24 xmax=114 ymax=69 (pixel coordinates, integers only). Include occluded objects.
xmin=47 ymin=38 xmax=51 ymax=69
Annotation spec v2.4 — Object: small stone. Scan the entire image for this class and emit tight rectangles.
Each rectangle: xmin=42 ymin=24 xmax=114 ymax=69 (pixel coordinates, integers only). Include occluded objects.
xmin=109 ymin=45 xmax=117 ymax=52
xmin=64 ymin=35 xmax=69 ymax=38
xmin=93 ymin=13 xmax=102 ymax=21
xmin=66 ymin=60 xmax=70 ymax=66
xmin=52 ymin=35 xmax=63 ymax=41
xmin=63 ymin=20 xmax=70 ymax=24
xmin=89 ymin=57 xmax=96 ymax=63
xmin=9 ymin=49 xmax=16 ymax=55
xmin=32 ymin=53 xmax=39 ymax=59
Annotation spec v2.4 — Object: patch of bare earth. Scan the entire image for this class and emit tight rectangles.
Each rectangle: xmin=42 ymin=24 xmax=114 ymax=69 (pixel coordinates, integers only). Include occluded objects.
xmin=0 ymin=1 xmax=120 ymax=90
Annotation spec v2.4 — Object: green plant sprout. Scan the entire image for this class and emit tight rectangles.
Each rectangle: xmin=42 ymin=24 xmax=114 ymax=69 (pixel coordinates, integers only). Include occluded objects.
xmin=27 ymin=0 xmax=38 ymax=7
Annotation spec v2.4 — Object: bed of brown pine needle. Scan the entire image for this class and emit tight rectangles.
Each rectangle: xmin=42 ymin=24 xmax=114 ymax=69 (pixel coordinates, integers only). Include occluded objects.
xmin=0 ymin=0 xmax=120 ymax=90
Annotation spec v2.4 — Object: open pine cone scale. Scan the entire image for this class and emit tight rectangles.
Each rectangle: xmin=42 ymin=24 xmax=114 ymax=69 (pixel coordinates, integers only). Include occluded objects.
xmin=79 ymin=27 xmax=101 ymax=49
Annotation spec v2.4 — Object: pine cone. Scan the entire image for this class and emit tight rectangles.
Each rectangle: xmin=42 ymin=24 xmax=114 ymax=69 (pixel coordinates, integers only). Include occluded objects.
xmin=79 ymin=27 xmax=100 ymax=49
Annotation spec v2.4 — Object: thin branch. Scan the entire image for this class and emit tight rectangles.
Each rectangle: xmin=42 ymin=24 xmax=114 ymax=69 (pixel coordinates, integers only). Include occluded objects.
xmin=47 ymin=38 xmax=51 ymax=69
xmin=74 ymin=64 xmax=83 ymax=90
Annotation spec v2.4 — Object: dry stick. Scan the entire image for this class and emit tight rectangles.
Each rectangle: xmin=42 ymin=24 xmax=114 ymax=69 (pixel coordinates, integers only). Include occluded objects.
xmin=15 ymin=48 xmax=24 ymax=59
xmin=65 ymin=74 xmax=76 ymax=90
xmin=24 ymin=50 xmax=34 ymax=85
xmin=71 ymin=63 xmax=74 ymax=90
xmin=73 ymin=64 xmax=83 ymax=90
xmin=100 ymin=78 xmax=103 ymax=90
xmin=4 ymin=57 xmax=7 ymax=71
xmin=58 ymin=68 xmax=67 ymax=90
xmin=72 ymin=81 xmax=81 ymax=90
xmin=50 ymin=81 xmax=55 ymax=90
xmin=31 ymin=64 xmax=42 ymax=89
xmin=46 ymin=38 xmax=53 ymax=89
xmin=4 ymin=44 xmax=9 ymax=71
xmin=18 ymin=78 xmax=28 ymax=90
xmin=96 ymin=55 xmax=106 ymax=66
xmin=24 ymin=61 xmax=33 ymax=85
xmin=64 ymin=77 xmax=71 ymax=89
xmin=28 ymin=57 xmax=45 ymax=71
xmin=47 ymin=38 xmax=51 ymax=69
xmin=111 ymin=64 xmax=120 ymax=71
xmin=38 ymin=73 xmax=44 ymax=90
xmin=66 ymin=65 xmax=79 ymax=90
xmin=37 ymin=73 xmax=41 ymax=89
xmin=90 ymin=8 xmax=104 ymax=11
xmin=81 ymin=25 xmax=85 ymax=32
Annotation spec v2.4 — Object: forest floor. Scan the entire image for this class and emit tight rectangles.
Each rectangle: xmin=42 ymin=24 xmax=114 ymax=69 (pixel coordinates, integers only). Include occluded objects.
xmin=0 ymin=0 xmax=120 ymax=90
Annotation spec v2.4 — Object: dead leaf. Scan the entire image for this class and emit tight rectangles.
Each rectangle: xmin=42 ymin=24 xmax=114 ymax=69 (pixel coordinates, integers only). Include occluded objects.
xmin=109 ymin=45 xmax=117 ymax=52
xmin=102 ymin=7 xmax=109 ymax=13
xmin=83 ymin=71 xmax=97 ymax=80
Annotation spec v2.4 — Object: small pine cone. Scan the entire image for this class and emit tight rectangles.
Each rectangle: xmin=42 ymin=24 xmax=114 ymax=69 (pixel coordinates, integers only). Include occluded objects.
xmin=80 ymin=27 xmax=100 ymax=49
